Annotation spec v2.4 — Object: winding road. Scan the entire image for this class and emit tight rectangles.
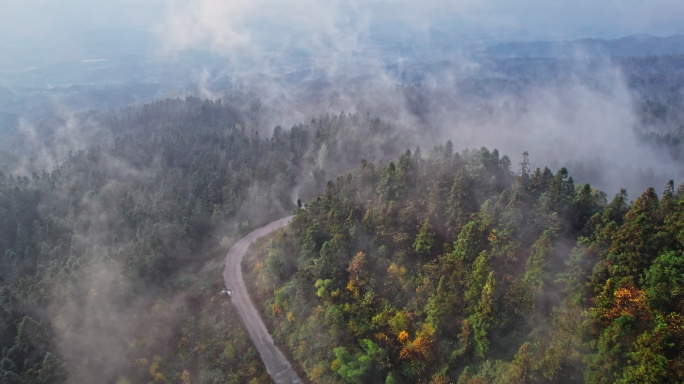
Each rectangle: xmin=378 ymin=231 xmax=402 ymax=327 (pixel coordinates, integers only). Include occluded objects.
xmin=223 ymin=216 xmax=302 ymax=384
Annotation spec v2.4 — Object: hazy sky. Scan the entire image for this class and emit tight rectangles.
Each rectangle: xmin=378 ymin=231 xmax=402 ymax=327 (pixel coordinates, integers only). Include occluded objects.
xmin=2 ymin=0 xmax=684 ymax=45
xmin=0 ymin=0 xmax=163 ymax=41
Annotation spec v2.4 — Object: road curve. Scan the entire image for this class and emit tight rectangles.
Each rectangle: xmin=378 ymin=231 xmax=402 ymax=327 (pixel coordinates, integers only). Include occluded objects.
xmin=223 ymin=216 xmax=302 ymax=384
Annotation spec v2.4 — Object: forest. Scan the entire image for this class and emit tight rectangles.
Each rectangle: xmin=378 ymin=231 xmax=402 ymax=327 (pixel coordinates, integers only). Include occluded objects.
xmin=246 ymin=144 xmax=684 ymax=383
xmin=0 ymin=53 xmax=684 ymax=384
xmin=0 ymin=97 xmax=403 ymax=383
xmin=5 ymin=0 xmax=684 ymax=380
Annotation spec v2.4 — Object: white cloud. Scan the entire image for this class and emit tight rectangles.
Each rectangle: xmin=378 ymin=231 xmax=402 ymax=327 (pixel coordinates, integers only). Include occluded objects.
xmin=2 ymin=0 xmax=683 ymax=49
xmin=152 ymin=0 xmax=684 ymax=57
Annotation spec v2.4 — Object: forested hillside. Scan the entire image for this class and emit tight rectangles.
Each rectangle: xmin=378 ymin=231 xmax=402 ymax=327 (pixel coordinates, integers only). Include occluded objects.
xmin=0 ymin=98 xmax=403 ymax=383
xmin=4 ymin=0 xmax=684 ymax=382
xmin=247 ymin=144 xmax=684 ymax=383
xmin=2 ymin=93 xmax=684 ymax=384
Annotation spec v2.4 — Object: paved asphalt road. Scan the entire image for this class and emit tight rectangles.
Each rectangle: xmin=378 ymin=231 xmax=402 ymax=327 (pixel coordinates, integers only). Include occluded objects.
xmin=223 ymin=216 xmax=302 ymax=384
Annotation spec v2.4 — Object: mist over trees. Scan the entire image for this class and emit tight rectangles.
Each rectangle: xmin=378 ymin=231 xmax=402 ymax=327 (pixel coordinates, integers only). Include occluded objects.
xmin=1 ymin=56 xmax=684 ymax=382
xmin=4 ymin=52 xmax=684 ymax=197
xmin=0 ymin=97 xmax=407 ymax=383
xmin=247 ymin=144 xmax=684 ymax=383
xmin=2 ymin=8 xmax=684 ymax=381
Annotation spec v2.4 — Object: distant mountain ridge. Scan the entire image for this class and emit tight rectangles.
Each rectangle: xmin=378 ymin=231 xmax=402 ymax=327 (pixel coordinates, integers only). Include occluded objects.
xmin=485 ymin=34 xmax=684 ymax=58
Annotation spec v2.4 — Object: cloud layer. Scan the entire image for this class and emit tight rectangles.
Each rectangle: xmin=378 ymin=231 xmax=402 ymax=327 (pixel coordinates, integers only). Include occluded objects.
xmin=3 ymin=0 xmax=684 ymax=49
xmin=152 ymin=0 xmax=684 ymax=58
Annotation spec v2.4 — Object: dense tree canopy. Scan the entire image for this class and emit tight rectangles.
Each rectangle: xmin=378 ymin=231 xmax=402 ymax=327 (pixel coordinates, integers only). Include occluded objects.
xmin=1 ymin=85 xmax=684 ymax=383
xmin=247 ymin=143 xmax=684 ymax=383
xmin=0 ymin=97 xmax=402 ymax=383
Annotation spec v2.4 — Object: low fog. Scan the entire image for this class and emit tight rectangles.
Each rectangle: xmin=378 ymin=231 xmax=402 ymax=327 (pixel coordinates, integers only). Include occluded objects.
xmin=2 ymin=0 xmax=683 ymax=195
xmin=1 ymin=1 xmax=684 ymax=383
